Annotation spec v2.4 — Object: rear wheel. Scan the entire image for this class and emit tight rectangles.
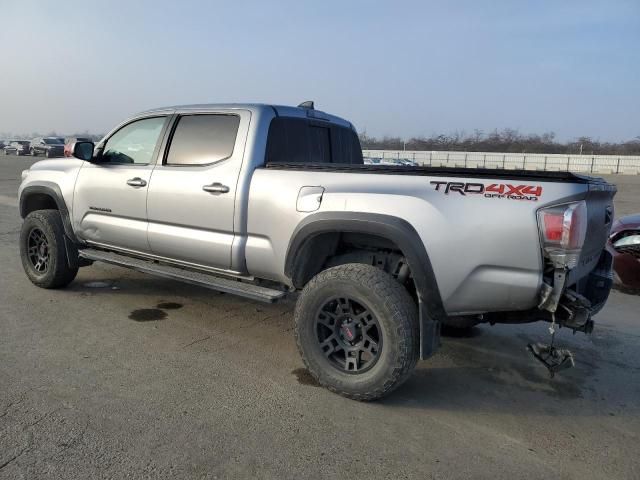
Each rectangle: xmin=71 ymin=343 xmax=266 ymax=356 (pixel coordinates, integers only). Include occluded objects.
xmin=20 ymin=210 xmax=78 ymax=289
xmin=295 ymin=264 xmax=419 ymax=401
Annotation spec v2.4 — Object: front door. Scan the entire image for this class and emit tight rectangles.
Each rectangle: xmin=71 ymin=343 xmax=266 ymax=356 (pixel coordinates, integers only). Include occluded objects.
xmin=72 ymin=116 xmax=169 ymax=253
xmin=146 ymin=111 xmax=250 ymax=270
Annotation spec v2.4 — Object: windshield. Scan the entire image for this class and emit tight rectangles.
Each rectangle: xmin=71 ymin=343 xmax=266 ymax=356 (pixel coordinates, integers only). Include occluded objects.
xmin=18 ymin=141 xmax=30 ymax=146
xmin=43 ymin=139 xmax=63 ymax=145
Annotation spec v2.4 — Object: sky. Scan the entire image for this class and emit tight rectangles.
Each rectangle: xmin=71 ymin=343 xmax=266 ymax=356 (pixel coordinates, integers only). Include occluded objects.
xmin=0 ymin=0 xmax=638 ymax=141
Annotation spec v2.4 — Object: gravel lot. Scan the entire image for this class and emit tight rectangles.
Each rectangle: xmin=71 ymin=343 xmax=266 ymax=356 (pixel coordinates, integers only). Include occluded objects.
xmin=1 ymin=155 xmax=639 ymax=479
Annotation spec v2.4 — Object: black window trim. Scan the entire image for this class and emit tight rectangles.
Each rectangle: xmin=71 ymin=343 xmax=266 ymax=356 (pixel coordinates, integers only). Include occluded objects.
xmin=97 ymin=115 xmax=170 ymax=167
xmin=161 ymin=113 xmax=241 ymax=168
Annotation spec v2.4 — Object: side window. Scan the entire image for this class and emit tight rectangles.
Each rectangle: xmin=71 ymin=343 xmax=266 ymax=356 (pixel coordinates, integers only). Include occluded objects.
xmin=266 ymin=118 xmax=332 ymax=164
xmin=265 ymin=117 xmax=362 ymax=164
xmin=101 ymin=117 xmax=166 ymax=165
xmin=331 ymin=126 xmax=364 ymax=165
xmin=308 ymin=125 xmax=331 ymax=163
xmin=165 ymin=114 xmax=240 ymax=166
xmin=265 ymin=118 xmax=308 ymax=164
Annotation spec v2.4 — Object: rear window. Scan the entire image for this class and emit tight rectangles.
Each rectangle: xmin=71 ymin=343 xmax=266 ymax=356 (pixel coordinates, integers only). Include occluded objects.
xmin=166 ymin=114 xmax=240 ymax=166
xmin=265 ymin=117 xmax=363 ymax=165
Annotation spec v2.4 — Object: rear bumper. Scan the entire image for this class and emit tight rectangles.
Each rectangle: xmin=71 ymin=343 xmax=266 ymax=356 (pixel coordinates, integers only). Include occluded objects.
xmin=45 ymin=148 xmax=65 ymax=157
xmin=576 ymin=249 xmax=614 ymax=315
xmin=483 ymin=249 xmax=613 ymax=331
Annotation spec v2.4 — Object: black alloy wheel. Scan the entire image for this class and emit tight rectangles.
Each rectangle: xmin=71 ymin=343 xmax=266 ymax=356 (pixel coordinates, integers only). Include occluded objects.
xmin=315 ymin=296 xmax=382 ymax=374
xmin=26 ymin=227 xmax=50 ymax=273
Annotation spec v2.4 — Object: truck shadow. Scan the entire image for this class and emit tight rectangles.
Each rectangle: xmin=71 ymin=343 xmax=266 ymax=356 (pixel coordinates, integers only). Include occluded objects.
xmin=383 ymin=324 xmax=640 ymax=416
xmin=65 ymin=266 xmax=639 ymax=418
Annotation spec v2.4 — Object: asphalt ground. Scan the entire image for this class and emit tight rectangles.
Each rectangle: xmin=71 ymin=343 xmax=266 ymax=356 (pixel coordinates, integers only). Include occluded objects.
xmin=1 ymin=155 xmax=639 ymax=479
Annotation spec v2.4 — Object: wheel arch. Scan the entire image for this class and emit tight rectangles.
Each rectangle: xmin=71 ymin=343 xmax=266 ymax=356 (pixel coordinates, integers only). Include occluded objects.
xmin=20 ymin=182 xmax=79 ymax=243
xmin=285 ymin=212 xmax=445 ymax=359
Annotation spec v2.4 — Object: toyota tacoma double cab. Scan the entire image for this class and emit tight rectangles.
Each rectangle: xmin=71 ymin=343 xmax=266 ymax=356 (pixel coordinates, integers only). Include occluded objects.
xmin=18 ymin=102 xmax=616 ymax=400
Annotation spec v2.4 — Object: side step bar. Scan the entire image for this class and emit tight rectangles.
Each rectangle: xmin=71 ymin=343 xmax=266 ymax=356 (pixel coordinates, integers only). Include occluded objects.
xmin=78 ymin=248 xmax=287 ymax=303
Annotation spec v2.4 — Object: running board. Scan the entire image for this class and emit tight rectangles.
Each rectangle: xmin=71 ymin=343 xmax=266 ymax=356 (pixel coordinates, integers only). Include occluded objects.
xmin=78 ymin=248 xmax=287 ymax=303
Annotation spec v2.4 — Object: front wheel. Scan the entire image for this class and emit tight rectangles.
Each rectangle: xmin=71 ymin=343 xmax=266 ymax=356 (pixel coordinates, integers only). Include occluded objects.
xmin=20 ymin=210 xmax=78 ymax=289
xmin=295 ymin=264 xmax=419 ymax=401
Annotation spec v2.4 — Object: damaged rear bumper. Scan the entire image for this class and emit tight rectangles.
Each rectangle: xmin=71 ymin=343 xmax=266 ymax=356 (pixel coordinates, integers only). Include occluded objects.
xmin=485 ymin=250 xmax=614 ymax=332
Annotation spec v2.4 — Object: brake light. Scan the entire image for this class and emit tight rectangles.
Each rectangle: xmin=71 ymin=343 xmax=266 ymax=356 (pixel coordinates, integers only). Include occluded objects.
xmin=542 ymin=214 xmax=563 ymax=242
xmin=537 ymin=201 xmax=588 ymax=268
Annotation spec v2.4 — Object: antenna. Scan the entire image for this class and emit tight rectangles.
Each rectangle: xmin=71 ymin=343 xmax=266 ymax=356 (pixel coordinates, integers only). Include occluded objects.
xmin=297 ymin=101 xmax=314 ymax=110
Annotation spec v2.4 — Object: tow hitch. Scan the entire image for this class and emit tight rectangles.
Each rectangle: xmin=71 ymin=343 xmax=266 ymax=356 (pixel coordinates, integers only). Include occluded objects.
xmin=529 ymin=264 xmax=594 ymax=377
xmin=527 ymin=314 xmax=575 ymax=377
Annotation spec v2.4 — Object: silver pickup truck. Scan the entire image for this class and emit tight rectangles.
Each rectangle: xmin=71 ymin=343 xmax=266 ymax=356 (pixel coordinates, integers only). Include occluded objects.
xmin=18 ymin=102 xmax=616 ymax=400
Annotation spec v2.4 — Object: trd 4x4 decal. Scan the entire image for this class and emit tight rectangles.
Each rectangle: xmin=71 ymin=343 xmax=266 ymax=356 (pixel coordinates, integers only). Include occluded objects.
xmin=430 ymin=181 xmax=543 ymax=201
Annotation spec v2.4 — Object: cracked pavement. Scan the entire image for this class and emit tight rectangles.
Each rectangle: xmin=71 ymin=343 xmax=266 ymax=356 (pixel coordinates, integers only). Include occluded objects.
xmin=1 ymin=156 xmax=639 ymax=479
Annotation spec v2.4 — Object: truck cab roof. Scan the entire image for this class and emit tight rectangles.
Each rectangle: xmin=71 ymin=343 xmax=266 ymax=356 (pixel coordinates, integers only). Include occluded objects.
xmin=136 ymin=103 xmax=354 ymax=130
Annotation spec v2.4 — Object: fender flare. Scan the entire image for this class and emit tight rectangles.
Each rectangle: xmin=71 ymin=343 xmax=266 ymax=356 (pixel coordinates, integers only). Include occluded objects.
xmin=285 ymin=212 xmax=445 ymax=359
xmin=20 ymin=183 xmax=83 ymax=269
xmin=20 ymin=182 xmax=78 ymax=242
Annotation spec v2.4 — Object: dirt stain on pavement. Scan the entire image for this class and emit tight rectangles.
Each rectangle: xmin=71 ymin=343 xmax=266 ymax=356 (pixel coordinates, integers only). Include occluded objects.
xmin=129 ymin=309 xmax=168 ymax=322
xmin=292 ymin=368 xmax=321 ymax=387
xmin=157 ymin=302 xmax=183 ymax=310
xmin=83 ymin=281 xmax=112 ymax=288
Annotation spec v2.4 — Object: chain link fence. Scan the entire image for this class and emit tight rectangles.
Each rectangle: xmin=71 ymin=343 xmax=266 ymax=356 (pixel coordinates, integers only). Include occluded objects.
xmin=363 ymin=150 xmax=640 ymax=175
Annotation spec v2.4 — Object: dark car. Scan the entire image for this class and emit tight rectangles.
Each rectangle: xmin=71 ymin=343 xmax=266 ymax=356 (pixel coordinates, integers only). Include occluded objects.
xmin=30 ymin=137 xmax=65 ymax=158
xmin=607 ymin=214 xmax=640 ymax=289
xmin=3 ymin=141 xmax=31 ymax=156
xmin=64 ymin=137 xmax=92 ymax=157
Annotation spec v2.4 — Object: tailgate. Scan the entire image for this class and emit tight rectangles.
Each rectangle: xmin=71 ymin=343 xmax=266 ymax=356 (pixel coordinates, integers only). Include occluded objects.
xmin=566 ymin=180 xmax=616 ymax=286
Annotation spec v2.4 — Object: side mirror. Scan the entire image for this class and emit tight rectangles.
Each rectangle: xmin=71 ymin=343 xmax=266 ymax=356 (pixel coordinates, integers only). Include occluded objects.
xmin=73 ymin=141 xmax=95 ymax=161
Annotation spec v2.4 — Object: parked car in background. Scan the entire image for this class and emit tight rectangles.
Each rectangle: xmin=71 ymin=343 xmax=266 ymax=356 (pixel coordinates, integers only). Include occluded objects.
xmin=30 ymin=137 xmax=65 ymax=158
xmin=0 ymin=140 xmax=8 ymax=150
xmin=64 ymin=137 xmax=93 ymax=157
xmin=4 ymin=141 xmax=31 ymax=156
xmin=364 ymin=157 xmax=419 ymax=166
xmin=607 ymin=214 xmax=640 ymax=289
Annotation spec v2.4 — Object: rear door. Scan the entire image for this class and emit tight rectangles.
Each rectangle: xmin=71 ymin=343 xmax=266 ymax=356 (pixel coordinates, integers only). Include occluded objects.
xmin=72 ymin=115 xmax=169 ymax=252
xmin=146 ymin=110 xmax=250 ymax=270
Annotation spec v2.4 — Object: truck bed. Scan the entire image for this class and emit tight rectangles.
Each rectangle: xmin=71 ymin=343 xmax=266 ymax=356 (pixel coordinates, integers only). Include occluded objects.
xmin=265 ymin=162 xmax=608 ymax=184
xmin=251 ymin=162 xmax=615 ymax=315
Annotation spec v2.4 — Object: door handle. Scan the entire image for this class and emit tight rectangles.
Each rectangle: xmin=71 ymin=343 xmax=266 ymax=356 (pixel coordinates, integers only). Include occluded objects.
xmin=126 ymin=177 xmax=147 ymax=187
xmin=202 ymin=182 xmax=230 ymax=194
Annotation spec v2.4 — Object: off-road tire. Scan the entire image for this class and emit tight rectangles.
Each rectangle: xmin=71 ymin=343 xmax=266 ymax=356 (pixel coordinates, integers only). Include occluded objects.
xmin=20 ymin=210 xmax=78 ymax=289
xmin=295 ymin=263 xmax=419 ymax=401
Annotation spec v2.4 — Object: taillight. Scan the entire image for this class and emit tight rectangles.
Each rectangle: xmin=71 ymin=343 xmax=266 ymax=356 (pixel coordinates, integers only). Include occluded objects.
xmin=537 ymin=201 xmax=588 ymax=268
